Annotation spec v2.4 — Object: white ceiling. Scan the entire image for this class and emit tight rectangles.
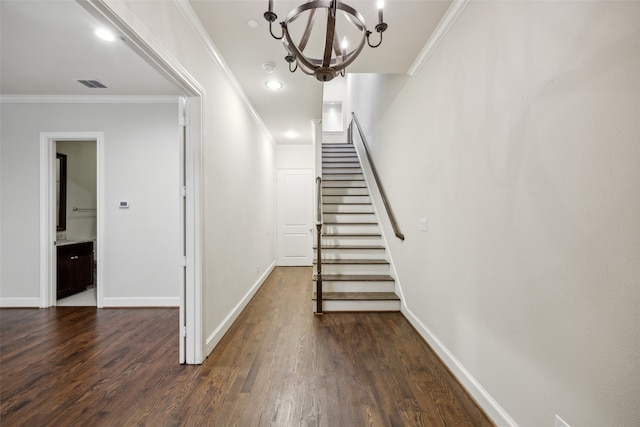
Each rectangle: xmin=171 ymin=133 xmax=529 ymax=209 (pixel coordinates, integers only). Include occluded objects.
xmin=0 ymin=0 xmax=453 ymax=145
xmin=0 ymin=1 xmax=183 ymax=96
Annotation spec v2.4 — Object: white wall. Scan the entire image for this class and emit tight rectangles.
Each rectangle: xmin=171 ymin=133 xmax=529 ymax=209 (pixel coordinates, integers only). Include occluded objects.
xmin=322 ymin=78 xmax=348 ymax=144
xmin=110 ymin=1 xmax=277 ymax=358
xmin=0 ymin=101 xmax=181 ymax=306
xmin=275 ymin=144 xmax=316 ymax=170
xmin=348 ymin=1 xmax=640 ymax=426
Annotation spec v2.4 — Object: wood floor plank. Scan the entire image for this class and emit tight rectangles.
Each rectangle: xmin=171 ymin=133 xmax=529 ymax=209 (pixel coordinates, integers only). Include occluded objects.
xmin=1 ymin=267 xmax=493 ymax=426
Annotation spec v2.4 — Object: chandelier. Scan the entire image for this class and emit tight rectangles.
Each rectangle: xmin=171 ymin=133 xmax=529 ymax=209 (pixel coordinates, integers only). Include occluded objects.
xmin=264 ymin=0 xmax=388 ymax=82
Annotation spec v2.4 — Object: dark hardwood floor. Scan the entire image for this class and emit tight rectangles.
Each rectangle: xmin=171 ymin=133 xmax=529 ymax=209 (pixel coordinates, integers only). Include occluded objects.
xmin=1 ymin=267 xmax=493 ymax=426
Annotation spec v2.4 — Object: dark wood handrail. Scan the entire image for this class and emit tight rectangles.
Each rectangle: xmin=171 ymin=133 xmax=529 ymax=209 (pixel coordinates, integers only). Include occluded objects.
xmin=351 ymin=113 xmax=405 ymax=241
xmin=315 ymin=176 xmax=323 ymax=314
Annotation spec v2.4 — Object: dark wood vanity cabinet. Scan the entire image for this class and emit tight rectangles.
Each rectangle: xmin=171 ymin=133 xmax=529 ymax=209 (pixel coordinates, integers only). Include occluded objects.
xmin=57 ymin=241 xmax=94 ymax=299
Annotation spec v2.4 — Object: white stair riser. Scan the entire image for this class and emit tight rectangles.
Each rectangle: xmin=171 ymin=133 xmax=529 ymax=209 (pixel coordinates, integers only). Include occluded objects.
xmin=323 ymin=204 xmax=373 ymax=213
xmin=323 ymin=168 xmax=362 ymax=174
xmin=323 ymin=195 xmax=371 ymax=204
xmin=322 ymin=179 xmax=367 ymax=189
xmin=314 ymin=263 xmax=390 ymax=275
xmin=321 ymin=236 xmax=383 ymax=246
xmin=312 ymin=299 xmax=401 ymax=312
xmin=315 ymin=250 xmax=386 ymax=260
xmin=322 ymin=162 xmax=361 ymax=168
xmin=313 ymin=281 xmax=395 ymax=293
xmin=322 ymin=188 xmax=369 ymax=198
xmin=322 ymin=174 xmax=364 ymax=180
xmin=323 ymin=224 xmax=380 ymax=234
xmin=324 ymin=213 xmax=377 ymax=222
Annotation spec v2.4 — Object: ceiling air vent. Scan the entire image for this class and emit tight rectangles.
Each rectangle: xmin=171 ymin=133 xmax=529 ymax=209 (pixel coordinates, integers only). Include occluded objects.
xmin=77 ymin=79 xmax=107 ymax=89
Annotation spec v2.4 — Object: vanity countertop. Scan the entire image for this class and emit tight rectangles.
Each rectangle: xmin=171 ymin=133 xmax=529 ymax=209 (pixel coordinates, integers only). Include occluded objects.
xmin=57 ymin=239 xmax=95 ymax=247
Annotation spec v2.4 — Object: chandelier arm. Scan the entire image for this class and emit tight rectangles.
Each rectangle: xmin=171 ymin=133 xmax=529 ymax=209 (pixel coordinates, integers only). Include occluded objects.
xmin=332 ymin=29 xmax=343 ymax=58
xmin=283 ymin=26 xmax=317 ymax=72
xmin=343 ymin=12 xmax=364 ymax=32
xmin=322 ymin=6 xmax=337 ymax=67
xmin=297 ymin=62 xmax=315 ymax=76
xmin=298 ymin=8 xmax=317 ymax=52
xmin=289 ymin=61 xmax=298 ymax=73
xmin=366 ymin=30 xmax=383 ymax=48
xmin=269 ymin=21 xmax=285 ymax=40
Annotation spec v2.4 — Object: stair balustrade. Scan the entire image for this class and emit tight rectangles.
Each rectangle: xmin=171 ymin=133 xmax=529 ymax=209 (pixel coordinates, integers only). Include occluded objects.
xmin=315 ymin=176 xmax=323 ymax=314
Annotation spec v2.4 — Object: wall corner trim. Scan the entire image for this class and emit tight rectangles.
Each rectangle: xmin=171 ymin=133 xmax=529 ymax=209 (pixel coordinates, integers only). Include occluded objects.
xmin=401 ymin=305 xmax=519 ymax=427
xmin=407 ymin=0 xmax=470 ymax=76
xmin=171 ymin=0 xmax=276 ymax=146
xmin=205 ymin=262 xmax=276 ymax=356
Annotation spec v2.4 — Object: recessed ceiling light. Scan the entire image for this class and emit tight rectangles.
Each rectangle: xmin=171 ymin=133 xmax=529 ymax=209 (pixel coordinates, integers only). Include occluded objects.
xmin=266 ymin=80 xmax=283 ymax=90
xmin=284 ymin=130 xmax=299 ymax=139
xmin=248 ymin=19 xmax=259 ymax=28
xmin=94 ymin=28 xmax=115 ymax=42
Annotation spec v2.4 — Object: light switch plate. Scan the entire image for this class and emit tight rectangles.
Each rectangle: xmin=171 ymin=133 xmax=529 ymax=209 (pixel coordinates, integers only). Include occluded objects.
xmin=418 ymin=218 xmax=427 ymax=232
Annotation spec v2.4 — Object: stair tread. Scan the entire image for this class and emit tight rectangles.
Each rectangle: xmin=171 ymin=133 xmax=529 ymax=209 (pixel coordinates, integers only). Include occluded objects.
xmin=324 ymin=212 xmax=375 ymax=215
xmin=313 ymin=274 xmax=394 ymax=281
xmin=322 ymin=160 xmax=359 ymax=163
xmin=323 ymin=222 xmax=378 ymax=225
xmin=312 ymin=292 xmax=400 ymax=301
xmin=314 ymin=245 xmax=385 ymax=249
xmin=322 ymin=233 xmax=381 ymax=237
xmin=322 ymin=172 xmax=363 ymax=175
xmin=322 ymin=185 xmax=367 ymax=189
xmin=322 ymin=146 xmax=356 ymax=149
xmin=312 ymin=258 xmax=389 ymax=264
xmin=323 ymin=202 xmax=372 ymax=205
xmin=322 ymin=156 xmax=359 ymax=159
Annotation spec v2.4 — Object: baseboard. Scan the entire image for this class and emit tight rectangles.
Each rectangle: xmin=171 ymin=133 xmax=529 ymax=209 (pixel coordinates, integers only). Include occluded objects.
xmin=101 ymin=297 xmax=180 ymax=307
xmin=205 ymin=262 xmax=276 ymax=355
xmin=401 ymin=305 xmax=519 ymax=427
xmin=0 ymin=298 xmax=41 ymax=308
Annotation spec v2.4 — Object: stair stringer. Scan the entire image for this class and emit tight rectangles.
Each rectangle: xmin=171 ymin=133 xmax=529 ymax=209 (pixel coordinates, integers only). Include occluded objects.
xmin=349 ymin=137 xmax=407 ymax=312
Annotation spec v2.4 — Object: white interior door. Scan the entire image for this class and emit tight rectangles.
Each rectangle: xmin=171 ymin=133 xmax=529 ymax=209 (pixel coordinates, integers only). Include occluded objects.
xmin=277 ymin=169 xmax=313 ymax=266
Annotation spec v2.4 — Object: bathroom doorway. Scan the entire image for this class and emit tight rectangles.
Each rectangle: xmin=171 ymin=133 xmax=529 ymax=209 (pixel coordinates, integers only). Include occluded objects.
xmin=40 ymin=132 xmax=104 ymax=308
xmin=55 ymin=140 xmax=98 ymax=306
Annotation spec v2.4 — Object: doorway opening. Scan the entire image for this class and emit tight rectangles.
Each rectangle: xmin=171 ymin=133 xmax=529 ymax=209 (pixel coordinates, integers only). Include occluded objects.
xmin=40 ymin=132 xmax=104 ymax=309
xmin=55 ymin=140 xmax=98 ymax=307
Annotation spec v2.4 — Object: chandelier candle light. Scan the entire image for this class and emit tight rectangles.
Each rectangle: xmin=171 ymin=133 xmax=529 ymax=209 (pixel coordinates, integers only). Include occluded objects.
xmin=264 ymin=0 xmax=388 ymax=82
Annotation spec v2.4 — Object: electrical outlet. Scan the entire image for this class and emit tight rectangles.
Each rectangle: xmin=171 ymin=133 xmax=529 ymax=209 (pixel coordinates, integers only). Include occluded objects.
xmin=555 ymin=415 xmax=570 ymax=427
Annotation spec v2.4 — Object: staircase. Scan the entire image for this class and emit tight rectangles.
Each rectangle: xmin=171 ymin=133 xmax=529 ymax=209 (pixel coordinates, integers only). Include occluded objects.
xmin=313 ymin=143 xmax=400 ymax=312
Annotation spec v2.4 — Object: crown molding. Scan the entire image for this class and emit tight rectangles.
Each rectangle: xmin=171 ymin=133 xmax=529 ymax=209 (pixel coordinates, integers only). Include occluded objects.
xmin=171 ymin=0 xmax=275 ymax=146
xmin=0 ymin=95 xmax=180 ymax=104
xmin=407 ymin=0 xmax=470 ymax=76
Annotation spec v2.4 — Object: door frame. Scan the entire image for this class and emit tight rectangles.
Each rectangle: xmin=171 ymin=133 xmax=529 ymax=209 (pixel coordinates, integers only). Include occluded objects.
xmin=81 ymin=0 xmax=204 ymax=364
xmin=40 ymin=132 xmax=104 ymax=308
